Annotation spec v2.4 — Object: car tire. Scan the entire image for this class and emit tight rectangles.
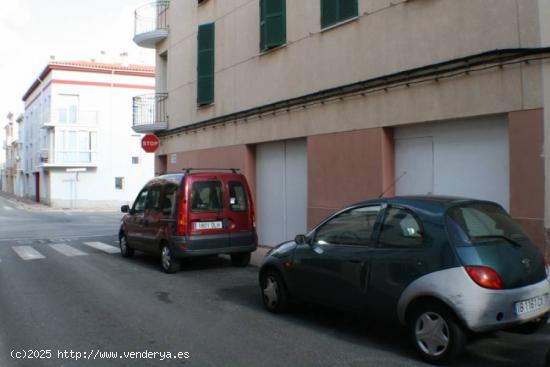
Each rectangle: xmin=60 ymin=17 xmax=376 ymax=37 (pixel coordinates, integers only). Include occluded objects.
xmin=260 ymin=270 xmax=289 ymax=313
xmin=161 ymin=244 xmax=180 ymax=274
xmin=408 ymin=303 xmax=466 ymax=365
xmin=119 ymin=235 xmax=134 ymax=258
xmin=231 ymin=252 xmax=251 ymax=267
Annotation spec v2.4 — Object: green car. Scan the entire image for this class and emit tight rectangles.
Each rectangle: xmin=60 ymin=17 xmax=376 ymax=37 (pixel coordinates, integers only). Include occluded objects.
xmin=259 ymin=196 xmax=550 ymax=364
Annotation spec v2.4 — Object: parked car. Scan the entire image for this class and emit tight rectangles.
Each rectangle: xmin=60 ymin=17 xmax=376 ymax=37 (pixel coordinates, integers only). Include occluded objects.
xmin=259 ymin=196 xmax=550 ymax=364
xmin=120 ymin=169 xmax=257 ymax=273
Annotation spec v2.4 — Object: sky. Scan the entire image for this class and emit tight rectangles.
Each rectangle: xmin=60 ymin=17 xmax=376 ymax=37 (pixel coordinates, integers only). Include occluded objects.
xmin=0 ymin=0 xmax=155 ymax=125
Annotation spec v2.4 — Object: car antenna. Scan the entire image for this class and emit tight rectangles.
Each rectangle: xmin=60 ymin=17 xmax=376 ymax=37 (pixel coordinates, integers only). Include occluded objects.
xmin=378 ymin=171 xmax=407 ymax=199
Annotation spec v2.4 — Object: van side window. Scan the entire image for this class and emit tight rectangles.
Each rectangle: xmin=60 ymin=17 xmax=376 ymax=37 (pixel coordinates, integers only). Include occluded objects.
xmin=191 ymin=181 xmax=223 ymax=212
xmin=161 ymin=184 xmax=178 ymax=216
xmin=133 ymin=189 xmax=148 ymax=213
xmin=228 ymin=181 xmax=247 ymax=211
xmin=146 ymin=186 xmax=162 ymax=212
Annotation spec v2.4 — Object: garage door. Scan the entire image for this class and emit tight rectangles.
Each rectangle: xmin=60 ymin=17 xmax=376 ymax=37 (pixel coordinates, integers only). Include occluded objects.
xmin=394 ymin=116 xmax=509 ymax=209
xmin=256 ymin=139 xmax=307 ymax=247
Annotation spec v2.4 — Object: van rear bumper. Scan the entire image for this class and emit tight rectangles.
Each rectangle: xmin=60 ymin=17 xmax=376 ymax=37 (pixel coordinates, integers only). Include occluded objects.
xmin=170 ymin=233 xmax=257 ymax=258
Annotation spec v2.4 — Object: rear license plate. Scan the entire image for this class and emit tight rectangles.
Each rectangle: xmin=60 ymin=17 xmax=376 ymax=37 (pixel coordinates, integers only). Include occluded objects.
xmin=194 ymin=221 xmax=223 ymax=230
xmin=514 ymin=295 xmax=547 ymax=316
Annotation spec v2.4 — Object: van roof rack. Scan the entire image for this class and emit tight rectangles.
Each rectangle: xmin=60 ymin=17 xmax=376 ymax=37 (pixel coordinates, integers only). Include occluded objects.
xmin=182 ymin=168 xmax=240 ymax=174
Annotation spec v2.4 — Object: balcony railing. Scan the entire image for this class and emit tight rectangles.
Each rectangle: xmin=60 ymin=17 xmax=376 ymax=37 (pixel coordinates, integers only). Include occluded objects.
xmin=132 ymin=93 xmax=169 ymax=133
xmin=133 ymin=1 xmax=170 ymax=48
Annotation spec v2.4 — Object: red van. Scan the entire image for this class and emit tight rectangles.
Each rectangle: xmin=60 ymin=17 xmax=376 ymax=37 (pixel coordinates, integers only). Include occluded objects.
xmin=119 ymin=169 xmax=257 ymax=273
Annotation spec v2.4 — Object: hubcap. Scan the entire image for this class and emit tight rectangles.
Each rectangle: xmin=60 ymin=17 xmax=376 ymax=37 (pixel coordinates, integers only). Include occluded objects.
xmin=415 ymin=312 xmax=450 ymax=357
xmin=263 ymin=276 xmax=279 ymax=309
xmin=161 ymin=247 xmax=171 ymax=270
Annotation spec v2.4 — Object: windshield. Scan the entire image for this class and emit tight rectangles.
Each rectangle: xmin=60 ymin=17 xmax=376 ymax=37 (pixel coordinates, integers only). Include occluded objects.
xmin=446 ymin=203 xmax=528 ymax=246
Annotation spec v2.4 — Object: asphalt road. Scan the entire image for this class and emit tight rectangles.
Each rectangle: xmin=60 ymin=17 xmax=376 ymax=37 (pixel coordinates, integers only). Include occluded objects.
xmin=0 ymin=195 xmax=548 ymax=367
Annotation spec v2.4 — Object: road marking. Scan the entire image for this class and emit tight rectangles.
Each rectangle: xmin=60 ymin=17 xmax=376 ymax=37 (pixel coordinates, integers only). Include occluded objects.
xmin=49 ymin=244 xmax=88 ymax=257
xmin=83 ymin=242 xmax=119 ymax=254
xmin=3 ymin=206 xmax=13 ymax=210
xmin=13 ymin=246 xmax=46 ymax=260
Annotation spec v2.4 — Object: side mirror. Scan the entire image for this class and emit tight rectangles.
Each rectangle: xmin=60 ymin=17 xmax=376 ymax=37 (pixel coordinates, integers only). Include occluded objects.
xmin=121 ymin=205 xmax=130 ymax=213
xmin=295 ymin=234 xmax=307 ymax=245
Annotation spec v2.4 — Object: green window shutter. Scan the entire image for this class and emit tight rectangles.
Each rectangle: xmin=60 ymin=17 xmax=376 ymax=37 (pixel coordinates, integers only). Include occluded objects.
xmin=338 ymin=0 xmax=358 ymax=22
xmin=321 ymin=0 xmax=357 ymax=28
xmin=321 ymin=0 xmax=338 ymax=28
xmin=197 ymin=23 xmax=215 ymax=106
xmin=260 ymin=0 xmax=286 ymax=51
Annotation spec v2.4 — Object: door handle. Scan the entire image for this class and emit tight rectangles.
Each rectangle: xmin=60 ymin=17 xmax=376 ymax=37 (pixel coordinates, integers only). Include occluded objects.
xmin=349 ymin=258 xmax=362 ymax=264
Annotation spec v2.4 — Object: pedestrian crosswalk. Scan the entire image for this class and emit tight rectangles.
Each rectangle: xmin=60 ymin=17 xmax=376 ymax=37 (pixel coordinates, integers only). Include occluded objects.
xmin=4 ymin=241 xmax=120 ymax=262
xmin=13 ymin=246 xmax=46 ymax=260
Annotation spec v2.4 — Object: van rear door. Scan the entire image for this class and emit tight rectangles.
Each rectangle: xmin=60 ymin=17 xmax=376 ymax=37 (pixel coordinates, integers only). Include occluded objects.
xmin=187 ymin=175 xmax=230 ymax=250
xmin=224 ymin=177 xmax=255 ymax=248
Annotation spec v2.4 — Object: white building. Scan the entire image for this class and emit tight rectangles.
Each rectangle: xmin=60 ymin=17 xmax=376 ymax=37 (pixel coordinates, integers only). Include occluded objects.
xmin=21 ymin=61 xmax=155 ymax=208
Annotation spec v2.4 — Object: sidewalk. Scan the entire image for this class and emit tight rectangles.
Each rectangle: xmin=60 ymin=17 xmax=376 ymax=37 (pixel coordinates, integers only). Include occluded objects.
xmin=0 ymin=191 xmax=119 ymax=213
xmin=0 ymin=190 xmax=50 ymax=211
xmin=250 ymin=245 xmax=271 ymax=267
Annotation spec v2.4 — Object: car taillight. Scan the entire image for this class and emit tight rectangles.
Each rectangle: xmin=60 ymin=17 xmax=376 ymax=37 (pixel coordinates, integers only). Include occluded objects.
xmin=176 ymin=199 xmax=187 ymax=236
xmin=464 ymin=266 xmax=503 ymax=290
xmin=251 ymin=210 xmax=256 ymax=229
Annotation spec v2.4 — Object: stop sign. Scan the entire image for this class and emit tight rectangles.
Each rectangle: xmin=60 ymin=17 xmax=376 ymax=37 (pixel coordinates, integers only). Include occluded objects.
xmin=141 ymin=134 xmax=160 ymax=153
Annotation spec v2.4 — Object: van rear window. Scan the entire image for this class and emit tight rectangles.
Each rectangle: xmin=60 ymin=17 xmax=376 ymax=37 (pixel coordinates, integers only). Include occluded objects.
xmin=191 ymin=181 xmax=223 ymax=212
xmin=228 ymin=181 xmax=247 ymax=211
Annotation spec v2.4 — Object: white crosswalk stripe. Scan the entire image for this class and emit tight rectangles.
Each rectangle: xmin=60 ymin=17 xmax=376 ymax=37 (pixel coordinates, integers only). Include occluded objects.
xmin=3 ymin=206 xmax=13 ymax=210
xmin=13 ymin=246 xmax=46 ymax=260
xmin=49 ymin=244 xmax=88 ymax=257
xmin=83 ymin=242 xmax=119 ymax=254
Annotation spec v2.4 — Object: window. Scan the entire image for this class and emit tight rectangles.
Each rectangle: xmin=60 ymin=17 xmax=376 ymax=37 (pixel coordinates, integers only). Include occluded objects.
xmin=115 ymin=177 xmax=124 ymax=190
xmin=132 ymin=156 xmax=140 ymax=164
xmin=314 ymin=206 xmax=381 ymax=246
xmin=378 ymin=207 xmax=423 ymax=248
xmin=191 ymin=181 xmax=223 ymax=212
xmin=133 ymin=189 xmax=148 ymax=213
xmin=446 ymin=203 xmax=528 ymax=246
xmin=321 ymin=0 xmax=358 ymax=29
xmin=197 ymin=23 xmax=215 ymax=106
xmin=146 ymin=186 xmax=162 ymax=212
xmin=260 ymin=0 xmax=286 ymax=51
xmin=55 ymin=129 xmax=97 ymax=163
xmin=228 ymin=181 xmax=248 ymax=211
xmin=161 ymin=184 xmax=178 ymax=215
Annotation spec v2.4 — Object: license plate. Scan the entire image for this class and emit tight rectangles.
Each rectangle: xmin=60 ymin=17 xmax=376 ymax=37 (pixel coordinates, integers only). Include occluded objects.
xmin=514 ymin=295 xmax=547 ymax=316
xmin=194 ymin=221 xmax=223 ymax=230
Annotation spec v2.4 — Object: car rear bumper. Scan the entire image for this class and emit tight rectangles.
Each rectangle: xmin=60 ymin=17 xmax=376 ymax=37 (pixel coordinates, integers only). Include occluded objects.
xmin=398 ymin=267 xmax=550 ymax=333
xmin=170 ymin=233 xmax=257 ymax=258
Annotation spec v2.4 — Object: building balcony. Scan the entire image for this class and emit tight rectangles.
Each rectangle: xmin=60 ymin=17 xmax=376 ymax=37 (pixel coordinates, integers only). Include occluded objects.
xmin=132 ymin=93 xmax=169 ymax=133
xmin=42 ymin=109 xmax=99 ymax=128
xmin=133 ymin=1 xmax=170 ymax=48
xmin=39 ymin=149 xmax=98 ymax=169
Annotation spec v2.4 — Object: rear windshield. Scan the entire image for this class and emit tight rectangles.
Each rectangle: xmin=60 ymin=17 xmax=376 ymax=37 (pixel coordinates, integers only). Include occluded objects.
xmin=191 ymin=181 xmax=223 ymax=212
xmin=446 ymin=203 xmax=529 ymax=246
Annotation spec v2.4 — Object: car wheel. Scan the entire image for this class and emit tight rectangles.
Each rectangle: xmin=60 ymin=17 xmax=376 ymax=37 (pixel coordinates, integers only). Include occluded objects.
xmin=161 ymin=245 xmax=180 ymax=274
xmin=260 ymin=270 xmax=288 ymax=313
xmin=409 ymin=303 xmax=466 ymax=365
xmin=231 ymin=252 xmax=251 ymax=267
xmin=119 ymin=235 xmax=134 ymax=258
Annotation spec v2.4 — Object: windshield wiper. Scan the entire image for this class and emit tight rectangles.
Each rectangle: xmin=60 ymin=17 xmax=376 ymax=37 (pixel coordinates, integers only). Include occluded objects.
xmin=471 ymin=235 xmax=522 ymax=247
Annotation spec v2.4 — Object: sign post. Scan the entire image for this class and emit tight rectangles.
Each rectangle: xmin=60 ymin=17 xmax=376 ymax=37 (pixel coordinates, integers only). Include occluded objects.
xmin=141 ymin=134 xmax=160 ymax=153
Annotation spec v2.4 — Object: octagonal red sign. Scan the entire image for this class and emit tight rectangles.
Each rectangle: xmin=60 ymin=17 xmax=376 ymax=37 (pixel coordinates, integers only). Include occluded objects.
xmin=141 ymin=134 xmax=160 ymax=153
